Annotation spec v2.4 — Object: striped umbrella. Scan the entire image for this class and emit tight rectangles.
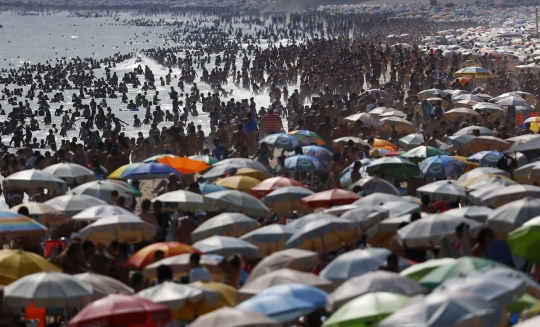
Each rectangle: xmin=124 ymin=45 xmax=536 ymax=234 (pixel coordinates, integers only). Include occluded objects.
xmin=453 ymin=66 xmax=493 ymax=78
xmin=0 ymin=212 xmax=47 ymax=238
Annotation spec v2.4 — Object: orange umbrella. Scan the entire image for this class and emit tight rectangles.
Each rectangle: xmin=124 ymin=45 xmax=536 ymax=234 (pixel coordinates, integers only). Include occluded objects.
xmin=124 ymin=242 xmax=202 ymax=269
xmin=251 ymin=177 xmax=306 ymax=198
xmin=157 ymin=157 xmax=210 ymax=175
xmin=300 ymin=189 xmax=362 ymax=209
xmin=369 ymin=139 xmax=398 ymax=151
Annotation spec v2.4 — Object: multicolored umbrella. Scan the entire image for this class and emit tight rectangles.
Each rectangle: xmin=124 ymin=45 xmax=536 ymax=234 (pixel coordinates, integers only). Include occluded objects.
xmin=143 ymin=154 xmax=178 ymax=163
xmin=288 ymin=130 xmax=325 ymax=146
xmin=259 ymin=133 xmax=302 ymax=150
xmin=399 ymin=258 xmax=456 ymax=281
xmin=251 ymin=177 xmax=305 ymax=198
xmin=189 ymin=155 xmax=219 ymax=165
xmin=419 ymin=155 xmax=468 ymax=179
xmin=261 ymin=186 xmax=315 ymax=214
xmin=0 ymin=212 xmax=48 ymax=239
xmin=366 ymin=157 xmax=420 ymax=178
xmin=108 ymin=163 xmax=144 ymax=179
xmin=301 ymin=189 xmax=362 ymax=209
xmin=284 ymin=154 xmax=323 ymax=172
xmin=121 ymin=162 xmax=182 ymax=180
xmin=467 ymin=150 xmax=504 ymax=167
xmin=124 ymin=242 xmax=201 ymax=269
xmin=288 ymin=145 xmax=333 ymax=161
xmin=157 ymin=156 xmax=210 ymax=175
xmin=400 ymin=146 xmax=449 ymax=164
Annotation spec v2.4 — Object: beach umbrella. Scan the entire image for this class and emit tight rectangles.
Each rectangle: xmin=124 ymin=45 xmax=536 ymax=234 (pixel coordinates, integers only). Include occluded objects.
xmin=323 ymin=292 xmax=410 ymax=327
xmin=440 ymin=206 xmax=493 ymax=223
xmin=340 ymin=207 xmax=390 ymax=231
xmin=2 ymin=169 xmax=67 ymax=190
xmin=246 ymin=249 xmax=320 ymax=284
xmin=255 ymin=283 xmax=327 ymax=307
xmin=508 ymin=216 xmax=540 ymax=263
xmin=370 ymin=138 xmax=398 ymax=150
xmin=400 ymin=258 xmax=456 ymax=281
xmin=203 ymin=159 xmax=272 ymax=181
xmin=379 ymin=201 xmax=421 ymax=217
xmin=74 ymin=272 xmax=134 ymax=301
xmin=238 ymin=268 xmax=333 ymax=302
xmin=236 ymin=292 xmax=317 ymax=323
xmin=398 ymin=212 xmax=482 ymax=247
xmin=234 ymin=168 xmax=270 ymax=181
xmin=143 ymin=154 xmax=178 ymax=163
xmin=420 ymin=155 xmax=467 ymax=179
xmin=323 ymin=204 xmax=359 ymax=216
xmin=287 ymin=130 xmax=325 ymax=146
xmin=189 ymin=154 xmax=219 ymax=165
xmin=333 ymin=137 xmax=371 ymax=148
xmin=215 ymin=175 xmax=261 ymax=193
xmin=348 ymin=176 xmax=400 ymax=195
xmin=366 ymin=157 xmax=420 ymax=178
xmin=108 ymin=163 xmax=144 ymax=179
xmin=320 ymin=248 xmax=410 ymax=287
xmin=378 ymin=291 xmax=502 ymax=327
xmin=472 ymin=102 xmax=506 ymax=115
xmin=326 ymin=271 xmax=427 ymax=312
xmin=454 ymin=66 xmax=493 ymax=78
xmin=4 ymin=271 xmax=93 ymax=308
xmin=399 ymin=133 xmax=433 ymax=149
xmin=301 ymin=189 xmax=361 ymax=208
xmin=286 ymin=213 xmax=337 ymax=229
xmin=0 ymin=211 xmax=47 ymax=239
xmin=435 ymin=267 xmax=527 ymax=306
xmin=289 ymin=145 xmax=333 ymax=161
xmin=43 ymin=163 xmax=95 ymax=186
xmin=71 ymin=204 xmax=139 ymax=221
xmin=454 ymin=126 xmax=493 ymax=136
xmin=108 ymin=179 xmax=142 ymax=197
xmin=192 ymin=235 xmax=259 ymax=258
xmin=70 ymin=180 xmax=134 ymax=204
xmin=443 ymin=108 xmax=482 ymax=122
xmin=285 ymin=217 xmax=360 ymax=253
xmin=352 ymin=192 xmax=404 ymax=207
xmin=514 ymin=162 xmax=540 ymax=184
xmin=507 ymin=294 xmax=539 ymax=313
xmin=496 ymin=95 xmax=531 ymax=108
xmin=0 ymin=249 xmax=61 ymax=285
xmin=498 ymin=91 xmax=535 ymax=103
xmin=204 ymin=190 xmax=271 ymax=218
xmin=451 ymin=93 xmax=484 ymax=103
xmin=465 ymin=136 xmax=510 ymax=153
xmin=367 ymin=212 xmax=428 ymax=248
xmin=191 ymin=213 xmax=259 ymax=242
xmin=153 ymin=190 xmax=207 ymax=212
xmin=378 ymin=117 xmax=416 ymax=134
xmin=191 ymin=281 xmax=238 ymax=308
xmin=419 ymin=256 xmax=510 ymax=290
xmin=125 ymin=242 xmax=201 ymax=269
xmin=9 ymin=203 xmax=66 ymax=227
xmin=68 ymin=294 xmax=171 ymax=327
xmin=478 ymin=185 xmax=540 ymax=208
xmin=400 ymin=146 xmax=449 ymax=164
xmin=259 ymin=133 xmax=302 ymax=150
xmin=188 ymin=307 xmax=279 ymax=327
xmin=418 ymin=88 xmax=444 ymax=99
xmin=136 ymin=281 xmax=215 ymax=310
xmin=367 ymin=89 xmax=391 ymax=100
xmin=251 ymin=177 xmax=305 ymax=198
xmin=461 ymin=174 xmax=517 ymax=191
xmin=78 ymin=215 xmax=156 ymax=244
xmin=447 ymin=134 xmax=477 ymax=149
xmin=157 ymin=156 xmax=209 ymax=175
xmin=240 ymin=224 xmax=295 ymax=254
xmin=467 ymin=150 xmax=504 ymax=167
xmin=284 ymin=154 xmax=323 ymax=172
xmin=198 ymin=182 xmax=228 ymax=195
xmin=144 ymin=254 xmax=223 ymax=281
xmin=121 ymin=162 xmax=182 ymax=180
xmin=343 ymin=113 xmax=383 ymax=127
xmin=457 ymin=167 xmax=510 ymax=181
xmin=507 ymin=134 xmax=540 ymax=144
xmin=45 ymin=194 xmax=107 ymax=217
xmin=261 ymin=186 xmax=314 ymax=214
xmin=455 ymin=99 xmax=479 ymax=108
xmin=417 ymin=180 xmax=466 ymax=202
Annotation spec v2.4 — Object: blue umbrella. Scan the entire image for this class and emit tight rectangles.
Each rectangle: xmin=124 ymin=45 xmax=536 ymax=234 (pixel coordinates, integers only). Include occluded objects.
xmin=287 ymin=146 xmax=333 ymax=162
xmin=259 ymin=133 xmax=302 ymax=150
xmin=236 ymin=293 xmax=317 ymax=322
xmin=197 ymin=182 xmax=228 ymax=195
xmin=256 ymin=283 xmax=328 ymax=307
xmin=285 ymin=155 xmax=323 ymax=172
xmin=420 ymin=155 xmax=467 ymax=179
xmin=122 ymin=163 xmax=182 ymax=180
xmin=467 ymin=151 xmax=504 ymax=167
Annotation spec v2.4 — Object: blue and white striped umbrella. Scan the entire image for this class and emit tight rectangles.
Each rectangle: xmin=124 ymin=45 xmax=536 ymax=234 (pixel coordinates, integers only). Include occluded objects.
xmin=284 ymin=155 xmax=323 ymax=172
xmin=420 ymin=155 xmax=468 ymax=179
xmin=467 ymin=151 xmax=504 ymax=167
xmin=259 ymin=133 xmax=302 ymax=150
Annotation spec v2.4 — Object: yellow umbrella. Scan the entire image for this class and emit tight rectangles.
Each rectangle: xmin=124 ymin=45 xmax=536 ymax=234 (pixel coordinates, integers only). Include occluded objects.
xmin=175 ymin=281 xmax=239 ymax=320
xmin=443 ymin=108 xmax=481 ymax=122
xmin=0 ymin=249 xmax=61 ymax=285
xmin=452 ymin=156 xmax=481 ymax=172
xmin=9 ymin=203 xmax=66 ymax=227
xmin=234 ymin=168 xmax=271 ymax=181
xmin=215 ymin=176 xmax=261 ymax=193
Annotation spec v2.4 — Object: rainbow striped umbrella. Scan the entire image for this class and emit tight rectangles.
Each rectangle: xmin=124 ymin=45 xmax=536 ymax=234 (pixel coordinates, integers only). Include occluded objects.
xmin=108 ymin=163 xmax=143 ymax=179
xmin=288 ymin=130 xmax=325 ymax=146
xmin=0 ymin=212 xmax=47 ymax=238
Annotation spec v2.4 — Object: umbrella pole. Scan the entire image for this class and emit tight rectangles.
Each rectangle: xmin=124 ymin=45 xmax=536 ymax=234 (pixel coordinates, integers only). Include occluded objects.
xmin=320 ymin=235 xmax=328 ymax=261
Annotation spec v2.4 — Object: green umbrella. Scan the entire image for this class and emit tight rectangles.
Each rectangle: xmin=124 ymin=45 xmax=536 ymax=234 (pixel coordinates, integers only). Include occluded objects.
xmin=419 ymin=256 xmax=509 ymax=290
xmin=506 ymin=294 xmax=538 ymax=313
xmin=323 ymin=292 xmax=410 ymax=327
xmin=399 ymin=258 xmax=456 ymax=281
xmin=400 ymin=146 xmax=449 ymax=164
xmin=189 ymin=155 xmax=219 ymax=165
xmin=507 ymin=217 xmax=540 ymax=263
xmin=366 ymin=157 xmax=420 ymax=178
xmin=108 ymin=179 xmax=143 ymax=197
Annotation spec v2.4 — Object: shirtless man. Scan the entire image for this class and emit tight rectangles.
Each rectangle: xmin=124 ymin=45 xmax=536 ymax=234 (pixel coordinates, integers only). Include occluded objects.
xmin=230 ymin=124 xmax=248 ymax=148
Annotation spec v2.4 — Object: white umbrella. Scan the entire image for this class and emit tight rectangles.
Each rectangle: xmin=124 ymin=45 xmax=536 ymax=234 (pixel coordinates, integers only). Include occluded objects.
xmin=204 ymin=190 xmax=271 ymax=218
xmin=136 ymin=281 xmax=217 ymax=310
xmin=203 ymin=159 xmax=272 ymax=181
xmin=246 ymin=249 xmax=320 ymax=284
xmin=348 ymin=176 xmax=401 ymax=196
xmin=144 ymin=254 xmax=223 ymax=281
xmin=352 ymin=193 xmax=404 ymax=207
xmin=397 ymin=213 xmax=483 ymax=247
xmin=487 ymin=197 xmax=540 ymax=234
xmin=45 ymin=194 xmax=107 ymax=217
xmin=379 ymin=291 xmax=502 ymax=327
xmin=43 ymin=163 xmax=96 ymax=186
xmin=343 ymin=113 xmax=383 ymax=127
xmin=2 ymin=169 xmax=67 ymax=190
xmin=475 ymin=185 xmax=540 ymax=208
xmin=239 ymin=224 xmax=295 ymax=254
xmin=323 ymin=205 xmax=360 ymax=216
xmin=191 ymin=213 xmax=260 ymax=242
xmin=152 ymin=190 xmax=208 ymax=212
xmin=417 ymin=180 xmax=466 ymax=202
xmin=326 ymin=271 xmax=427 ymax=312
xmin=71 ymin=204 xmax=139 ymax=221
xmin=192 ymin=235 xmax=260 ymax=258
xmin=442 ymin=206 xmax=493 ymax=223
xmin=379 ymin=201 xmax=421 ymax=217
xmin=70 ymin=180 xmax=133 ymax=204
xmin=339 ymin=207 xmax=390 ymax=231
xmin=457 ymin=167 xmax=510 ymax=182
xmin=3 ymin=271 xmax=93 ymax=308
xmin=74 ymin=272 xmax=134 ymax=301
xmin=78 ymin=215 xmax=156 ymax=244
xmin=188 ymin=307 xmax=280 ymax=327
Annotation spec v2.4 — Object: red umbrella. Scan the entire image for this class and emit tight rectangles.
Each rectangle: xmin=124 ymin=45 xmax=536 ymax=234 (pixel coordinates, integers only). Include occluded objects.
xmin=68 ymin=294 xmax=171 ymax=327
xmin=300 ymin=189 xmax=362 ymax=208
xmin=124 ymin=242 xmax=202 ymax=269
xmin=251 ymin=177 xmax=305 ymax=198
